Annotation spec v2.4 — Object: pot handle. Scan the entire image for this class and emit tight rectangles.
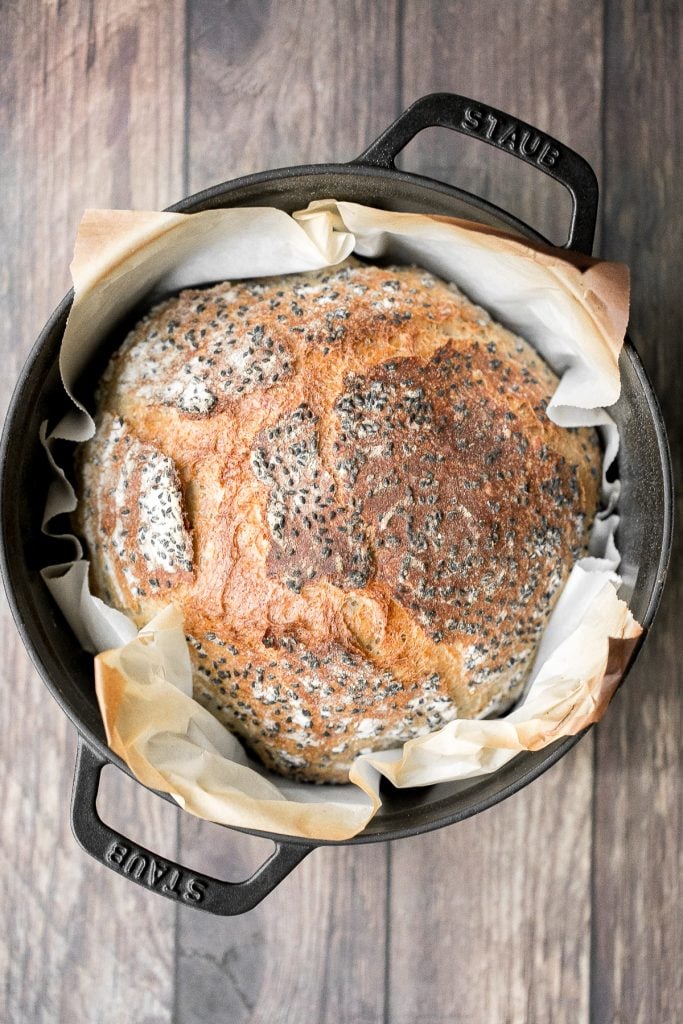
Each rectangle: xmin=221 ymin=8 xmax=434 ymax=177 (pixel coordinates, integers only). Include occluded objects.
xmin=70 ymin=738 xmax=313 ymax=915
xmin=354 ymin=92 xmax=598 ymax=254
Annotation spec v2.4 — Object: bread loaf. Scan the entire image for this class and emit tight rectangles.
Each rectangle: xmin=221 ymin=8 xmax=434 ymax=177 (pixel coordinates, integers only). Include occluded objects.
xmin=76 ymin=258 xmax=601 ymax=782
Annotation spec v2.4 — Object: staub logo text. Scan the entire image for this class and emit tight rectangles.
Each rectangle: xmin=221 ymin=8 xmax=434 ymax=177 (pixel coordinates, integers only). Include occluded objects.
xmin=106 ymin=842 xmax=207 ymax=902
xmin=460 ymin=106 xmax=561 ymax=168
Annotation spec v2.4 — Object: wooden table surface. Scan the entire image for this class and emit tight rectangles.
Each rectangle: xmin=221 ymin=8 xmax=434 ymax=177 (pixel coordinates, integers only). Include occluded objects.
xmin=2 ymin=3 xmax=680 ymax=1022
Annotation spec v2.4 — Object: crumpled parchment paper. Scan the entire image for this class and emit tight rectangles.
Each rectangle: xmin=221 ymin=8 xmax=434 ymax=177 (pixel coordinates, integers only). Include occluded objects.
xmin=40 ymin=200 xmax=640 ymax=840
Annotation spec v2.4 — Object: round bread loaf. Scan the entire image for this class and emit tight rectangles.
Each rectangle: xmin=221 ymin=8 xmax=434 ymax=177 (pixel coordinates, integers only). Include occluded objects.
xmin=76 ymin=258 xmax=601 ymax=782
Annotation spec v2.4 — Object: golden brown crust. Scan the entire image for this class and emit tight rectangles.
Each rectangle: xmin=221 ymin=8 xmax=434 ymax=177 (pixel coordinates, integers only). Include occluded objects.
xmin=76 ymin=258 xmax=601 ymax=782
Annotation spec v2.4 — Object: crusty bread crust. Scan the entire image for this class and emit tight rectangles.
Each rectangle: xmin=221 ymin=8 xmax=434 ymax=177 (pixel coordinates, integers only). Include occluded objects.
xmin=76 ymin=259 xmax=601 ymax=782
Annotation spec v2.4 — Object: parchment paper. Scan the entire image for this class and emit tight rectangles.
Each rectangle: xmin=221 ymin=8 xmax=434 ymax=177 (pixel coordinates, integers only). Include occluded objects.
xmin=41 ymin=201 xmax=640 ymax=840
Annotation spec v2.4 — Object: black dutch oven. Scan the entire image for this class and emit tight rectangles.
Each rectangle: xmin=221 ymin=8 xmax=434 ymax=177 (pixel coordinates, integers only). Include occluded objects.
xmin=0 ymin=94 xmax=673 ymax=915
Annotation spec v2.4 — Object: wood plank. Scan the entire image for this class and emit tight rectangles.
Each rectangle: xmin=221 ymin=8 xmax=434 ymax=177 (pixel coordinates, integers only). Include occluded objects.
xmin=398 ymin=0 xmax=604 ymax=250
xmin=175 ymin=829 xmax=388 ymax=1024
xmin=387 ymin=745 xmax=594 ymax=1024
xmin=3 ymin=3 xmax=676 ymax=1019
xmin=175 ymin=3 xmax=400 ymax=1021
xmin=592 ymin=2 xmax=682 ymax=1021
xmin=186 ymin=0 xmax=402 ymax=192
xmin=0 ymin=3 xmax=185 ymax=1022
xmin=389 ymin=3 xmax=604 ymax=1021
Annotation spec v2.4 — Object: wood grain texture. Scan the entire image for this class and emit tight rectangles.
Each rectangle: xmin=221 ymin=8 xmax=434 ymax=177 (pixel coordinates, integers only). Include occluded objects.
xmin=592 ymin=2 xmax=682 ymax=1022
xmin=186 ymin=0 xmax=402 ymax=191
xmin=0 ymin=3 xmax=185 ymax=1022
xmin=399 ymin=0 xmax=604 ymax=248
xmin=389 ymin=4 xmax=603 ymax=1022
xmin=176 ymin=830 xmax=388 ymax=1024
xmin=1 ymin=2 xmax=680 ymax=1023
xmin=388 ymin=744 xmax=594 ymax=1024
xmin=175 ymin=4 xmax=399 ymax=1020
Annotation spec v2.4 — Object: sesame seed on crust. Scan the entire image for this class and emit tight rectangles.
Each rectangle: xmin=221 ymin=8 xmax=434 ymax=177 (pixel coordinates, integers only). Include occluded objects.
xmin=76 ymin=258 xmax=602 ymax=783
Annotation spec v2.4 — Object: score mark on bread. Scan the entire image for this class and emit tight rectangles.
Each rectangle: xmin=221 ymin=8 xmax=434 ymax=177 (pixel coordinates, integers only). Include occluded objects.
xmin=250 ymin=403 xmax=372 ymax=593
xmin=76 ymin=259 xmax=601 ymax=783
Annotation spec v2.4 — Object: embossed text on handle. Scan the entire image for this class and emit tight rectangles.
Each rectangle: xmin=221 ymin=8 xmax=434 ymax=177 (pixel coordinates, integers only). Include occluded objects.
xmin=460 ymin=105 xmax=561 ymax=168
xmin=105 ymin=841 xmax=207 ymax=902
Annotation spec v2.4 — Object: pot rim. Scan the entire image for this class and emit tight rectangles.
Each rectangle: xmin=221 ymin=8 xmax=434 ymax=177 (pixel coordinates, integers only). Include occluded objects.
xmin=0 ymin=160 xmax=674 ymax=848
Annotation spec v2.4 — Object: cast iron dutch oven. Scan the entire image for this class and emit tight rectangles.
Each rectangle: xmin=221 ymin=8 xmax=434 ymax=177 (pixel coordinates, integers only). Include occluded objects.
xmin=0 ymin=94 xmax=673 ymax=915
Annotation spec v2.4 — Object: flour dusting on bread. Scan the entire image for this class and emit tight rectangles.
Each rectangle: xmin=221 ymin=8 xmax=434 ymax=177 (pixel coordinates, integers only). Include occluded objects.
xmin=76 ymin=259 xmax=601 ymax=782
